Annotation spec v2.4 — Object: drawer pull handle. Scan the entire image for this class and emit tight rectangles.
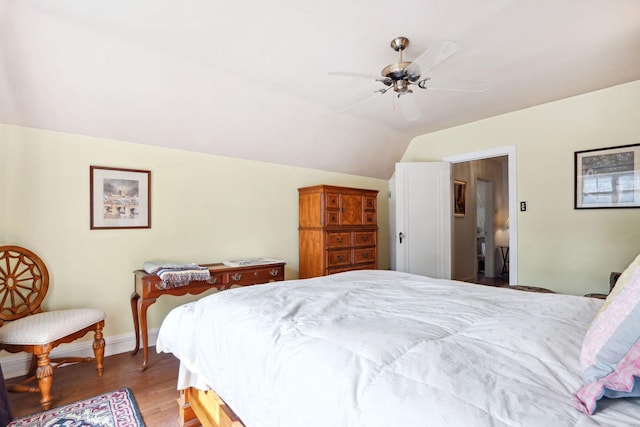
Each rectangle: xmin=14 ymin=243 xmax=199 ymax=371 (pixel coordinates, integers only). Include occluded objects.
xmin=336 ymin=237 xmax=343 ymax=242
xmin=361 ymin=236 xmax=369 ymax=241
xmin=336 ymin=255 xmax=343 ymax=260
xmin=231 ymin=273 xmax=242 ymax=281
xmin=362 ymin=253 xmax=368 ymax=258
xmin=269 ymin=269 xmax=279 ymax=276
xmin=207 ymin=277 xmax=218 ymax=284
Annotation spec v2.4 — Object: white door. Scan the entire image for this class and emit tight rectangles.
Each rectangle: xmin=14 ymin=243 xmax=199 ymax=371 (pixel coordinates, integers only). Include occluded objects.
xmin=394 ymin=162 xmax=452 ymax=279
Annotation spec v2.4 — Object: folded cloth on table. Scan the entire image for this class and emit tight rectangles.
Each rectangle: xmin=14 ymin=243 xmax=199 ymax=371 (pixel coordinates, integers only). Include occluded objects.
xmin=143 ymin=261 xmax=211 ymax=289
xmin=143 ymin=261 xmax=203 ymax=274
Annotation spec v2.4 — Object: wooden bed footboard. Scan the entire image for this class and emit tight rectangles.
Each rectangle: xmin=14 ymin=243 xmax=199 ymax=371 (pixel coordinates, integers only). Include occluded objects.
xmin=178 ymin=387 xmax=245 ymax=427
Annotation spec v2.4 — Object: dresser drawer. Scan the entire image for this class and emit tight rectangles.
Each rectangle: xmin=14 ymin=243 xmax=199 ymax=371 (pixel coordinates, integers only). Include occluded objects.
xmin=325 ymin=210 xmax=340 ymax=226
xmin=364 ymin=195 xmax=376 ymax=210
xmin=349 ymin=262 xmax=376 ymax=272
xmin=326 ymin=193 xmax=340 ymax=209
xmin=364 ymin=211 xmax=377 ymax=225
xmin=327 ymin=263 xmax=375 ymax=275
xmin=326 ymin=232 xmax=351 ymax=248
xmin=354 ymin=247 xmax=375 ymax=264
xmin=226 ymin=265 xmax=285 ymax=286
xmin=327 ymin=249 xmax=351 ymax=267
xmin=353 ymin=231 xmax=376 ymax=246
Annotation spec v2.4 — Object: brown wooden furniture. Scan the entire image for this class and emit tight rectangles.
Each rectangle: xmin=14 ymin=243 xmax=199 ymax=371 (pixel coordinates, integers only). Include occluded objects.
xmin=0 ymin=246 xmax=105 ymax=410
xmin=584 ymin=271 xmax=622 ymax=299
xmin=298 ymin=185 xmax=378 ymax=279
xmin=179 ymin=387 xmax=244 ymax=427
xmin=130 ymin=261 xmax=285 ymax=370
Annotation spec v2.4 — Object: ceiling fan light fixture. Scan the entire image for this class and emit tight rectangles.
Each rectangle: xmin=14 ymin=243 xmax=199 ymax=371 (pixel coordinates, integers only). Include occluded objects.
xmin=393 ymin=79 xmax=411 ymax=94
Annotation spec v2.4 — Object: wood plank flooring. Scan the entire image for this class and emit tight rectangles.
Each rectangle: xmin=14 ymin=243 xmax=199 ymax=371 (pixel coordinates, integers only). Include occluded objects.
xmin=7 ymin=350 xmax=183 ymax=426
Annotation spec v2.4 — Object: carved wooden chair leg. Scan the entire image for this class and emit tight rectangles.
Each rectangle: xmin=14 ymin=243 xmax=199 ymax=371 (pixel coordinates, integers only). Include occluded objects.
xmin=93 ymin=325 xmax=105 ymax=376
xmin=35 ymin=352 xmax=54 ymax=410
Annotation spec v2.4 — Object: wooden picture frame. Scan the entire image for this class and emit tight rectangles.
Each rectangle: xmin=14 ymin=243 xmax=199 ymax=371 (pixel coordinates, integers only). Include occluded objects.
xmin=454 ymin=180 xmax=466 ymax=217
xmin=90 ymin=166 xmax=151 ymax=229
xmin=575 ymin=144 xmax=640 ymax=209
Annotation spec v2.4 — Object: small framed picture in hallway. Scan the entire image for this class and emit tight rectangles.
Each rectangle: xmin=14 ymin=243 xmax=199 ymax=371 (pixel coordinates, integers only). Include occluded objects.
xmin=454 ymin=180 xmax=466 ymax=217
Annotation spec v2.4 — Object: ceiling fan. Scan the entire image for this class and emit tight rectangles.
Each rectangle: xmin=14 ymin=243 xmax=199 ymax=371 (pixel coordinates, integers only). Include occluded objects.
xmin=330 ymin=37 xmax=489 ymax=121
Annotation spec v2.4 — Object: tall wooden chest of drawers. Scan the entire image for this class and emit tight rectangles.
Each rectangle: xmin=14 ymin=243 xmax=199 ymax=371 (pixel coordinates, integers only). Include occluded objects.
xmin=298 ymin=185 xmax=378 ymax=278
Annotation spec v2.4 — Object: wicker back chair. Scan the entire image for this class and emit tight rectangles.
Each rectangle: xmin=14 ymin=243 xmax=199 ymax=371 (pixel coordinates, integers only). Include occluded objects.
xmin=0 ymin=246 xmax=105 ymax=410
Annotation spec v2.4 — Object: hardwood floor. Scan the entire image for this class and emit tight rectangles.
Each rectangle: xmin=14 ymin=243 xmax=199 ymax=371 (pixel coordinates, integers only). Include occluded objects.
xmin=473 ymin=272 xmax=509 ymax=287
xmin=7 ymin=350 xmax=183 ymax=426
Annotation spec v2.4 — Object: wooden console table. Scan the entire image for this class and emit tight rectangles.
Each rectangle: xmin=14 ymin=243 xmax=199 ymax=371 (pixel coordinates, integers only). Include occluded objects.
xmin=130 ymin=261 xmax=285 ymax=370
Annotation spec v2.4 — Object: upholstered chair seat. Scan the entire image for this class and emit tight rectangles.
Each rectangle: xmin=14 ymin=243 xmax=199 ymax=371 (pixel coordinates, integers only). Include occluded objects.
xmin=0 ymin=309 xmax=105 ymax=346
xmin=0 ymin=246 xmax=106 ymax=410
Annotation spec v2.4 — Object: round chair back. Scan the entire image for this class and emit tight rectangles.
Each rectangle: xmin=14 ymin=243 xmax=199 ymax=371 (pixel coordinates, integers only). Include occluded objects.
xmin=0 ymin=246 xmax=49 ymax=324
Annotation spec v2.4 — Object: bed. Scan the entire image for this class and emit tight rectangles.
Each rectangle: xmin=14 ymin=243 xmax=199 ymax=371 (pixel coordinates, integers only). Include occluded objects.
xmin=156 ymin=269 xmax=640 ymax=427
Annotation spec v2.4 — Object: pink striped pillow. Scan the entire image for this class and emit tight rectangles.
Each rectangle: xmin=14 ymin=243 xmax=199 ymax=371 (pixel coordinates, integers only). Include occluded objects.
xmin=572 ymin=254 xmax=640 ymax=414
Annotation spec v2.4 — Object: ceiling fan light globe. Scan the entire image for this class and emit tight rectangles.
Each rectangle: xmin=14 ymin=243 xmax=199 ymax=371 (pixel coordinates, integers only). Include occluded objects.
xmin=393 ymin=80 xmax=411 ymax=93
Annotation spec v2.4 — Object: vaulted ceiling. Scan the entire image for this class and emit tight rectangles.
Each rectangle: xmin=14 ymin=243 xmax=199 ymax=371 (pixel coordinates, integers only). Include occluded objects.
xmin=2 ymin=1 xmax=639 ymax=179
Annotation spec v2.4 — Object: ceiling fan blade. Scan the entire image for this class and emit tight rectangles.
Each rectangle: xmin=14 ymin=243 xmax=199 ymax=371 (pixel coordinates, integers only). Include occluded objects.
xmin=397 ymin=94 xmax=420 ymax=122
xmin=419 ymin=77 xmax=490 ymax=92
xmin=335 ymin=90 xmax=385 ymax=113
xmin=406 ymin=40 xmax=459 ymax=78
xmin=329 ymin=71 xmax=387 ymax=82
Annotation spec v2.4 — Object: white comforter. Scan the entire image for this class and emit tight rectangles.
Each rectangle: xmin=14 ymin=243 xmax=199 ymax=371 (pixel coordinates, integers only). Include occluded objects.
xmin=156 ymin=270 xmax=640 ymax=426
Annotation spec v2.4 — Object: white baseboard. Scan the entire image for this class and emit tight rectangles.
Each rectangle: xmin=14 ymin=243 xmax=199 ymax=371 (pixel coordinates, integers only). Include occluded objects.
xmin=0 ymin=328 xmax=159 ymax=379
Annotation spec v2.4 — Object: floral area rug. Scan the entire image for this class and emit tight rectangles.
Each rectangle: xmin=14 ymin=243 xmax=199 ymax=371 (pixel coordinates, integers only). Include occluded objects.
xmin=8 ymin=387 xmax=145 ymax=427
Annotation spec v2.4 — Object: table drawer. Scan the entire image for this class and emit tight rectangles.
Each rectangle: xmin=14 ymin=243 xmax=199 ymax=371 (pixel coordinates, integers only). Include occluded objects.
xmin=226 ymin=266 xmax=284 ymax=286
xmin=327 ymin=249 xmax=351 ymax=267
xmin=144 ymin=272 xmax=223 ymax=297
xmin=354 ymin=247 xmax=375 ymax=264
xmin=326 ymin=232 xmax=351 ymax=248
xmin=354 ymin=231 xmax=376 ymax=246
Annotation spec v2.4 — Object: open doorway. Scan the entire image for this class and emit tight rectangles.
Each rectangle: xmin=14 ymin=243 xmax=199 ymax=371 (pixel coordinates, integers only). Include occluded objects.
xmin=445 ymin=146 xmax=516 ymax=286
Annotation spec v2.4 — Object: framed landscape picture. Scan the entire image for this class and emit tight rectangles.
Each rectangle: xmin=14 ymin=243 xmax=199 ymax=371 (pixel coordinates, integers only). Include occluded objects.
xmin=575 ymin=144 xmax=640 ymax=209
xmin=90 ymin=166 xmax=151 ymax=229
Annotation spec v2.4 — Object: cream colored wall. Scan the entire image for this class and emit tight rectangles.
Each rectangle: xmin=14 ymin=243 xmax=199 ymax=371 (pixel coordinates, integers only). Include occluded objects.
xmin=0 ymin=125 xmax=390 ymax=341
xmin=402 ymin=80 xmax=640 ymax=295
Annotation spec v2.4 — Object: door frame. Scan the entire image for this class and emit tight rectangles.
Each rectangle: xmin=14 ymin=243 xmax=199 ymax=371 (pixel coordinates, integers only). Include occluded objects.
xmin=444 ymin=145 xmax=518 ymax=285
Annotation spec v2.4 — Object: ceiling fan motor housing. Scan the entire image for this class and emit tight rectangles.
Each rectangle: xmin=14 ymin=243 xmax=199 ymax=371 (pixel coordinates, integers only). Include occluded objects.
xmin=382 ymin=37 xmax=421 ymax=91
xmin=385 ymin=35 xmax=418 ymax=107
